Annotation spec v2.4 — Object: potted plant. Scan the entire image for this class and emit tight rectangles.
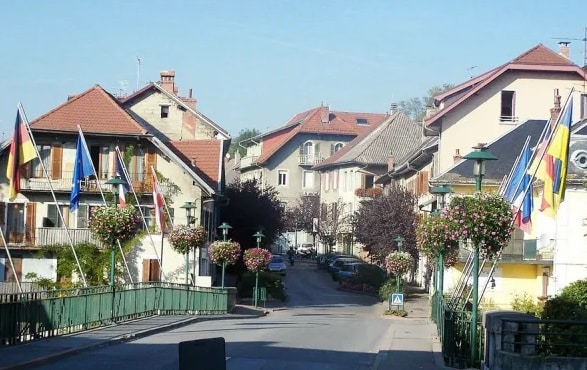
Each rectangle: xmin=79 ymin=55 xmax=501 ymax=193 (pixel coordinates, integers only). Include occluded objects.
xmin=243 ymin=248 xmax=273 ymax=307
xmin=89 ymin=206 xmax=140 ymax=246
xmin=209 ymin=240 xmax=241 ymax=288
xmin=168 ymin=225 xmax=208 ymax=285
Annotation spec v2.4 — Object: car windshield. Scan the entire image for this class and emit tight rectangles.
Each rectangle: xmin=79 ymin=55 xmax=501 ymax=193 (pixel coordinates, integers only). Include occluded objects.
xmin=271 ymin=256 xmax=283 ymax=263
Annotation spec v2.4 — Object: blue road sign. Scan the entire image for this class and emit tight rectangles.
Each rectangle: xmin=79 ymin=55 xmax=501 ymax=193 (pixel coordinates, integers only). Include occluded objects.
xmin=391 ymin=293 xmax=404 ymax=305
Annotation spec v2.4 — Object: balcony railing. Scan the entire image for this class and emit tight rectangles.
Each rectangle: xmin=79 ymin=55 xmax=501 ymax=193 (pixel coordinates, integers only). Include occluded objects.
xmin=35 ymin=227 xmax=104 ymax=247
xmin=239 ymin=155 xmax=259 ymax=169
xmin=458 ymin=238 xmax=552 ymax=262
xmin=298 ymin=154 xmax=324 ymax=166
xmin=20 ymin=171 xmax=153 ymax=193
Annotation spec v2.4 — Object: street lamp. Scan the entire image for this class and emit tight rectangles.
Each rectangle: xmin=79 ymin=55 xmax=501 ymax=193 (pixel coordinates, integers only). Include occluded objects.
xmin=393 ymin=235 xmax=405 ymax=294
xmin=180 ymin=202 xmax=197 ymax=285
xmin=430 ymin=185 xmax=453 ymax=296
xmin=217 ymin=222 xmax=232 ymax=288
xmin=463 ymin=144 xmax=497 ymax=365
xmin=105 ymin=176 xmax=127 ymax=288
xmin=218 ymin=222 xmax=232 ymax=242
xmin=252 ymin=230 xmax=265 ymax=307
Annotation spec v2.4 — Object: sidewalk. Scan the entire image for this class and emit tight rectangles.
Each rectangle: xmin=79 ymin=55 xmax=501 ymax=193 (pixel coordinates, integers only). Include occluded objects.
xmin=0 ymin=305 xmax=266 ymax=370
xmin=373 ymin=285 xmax=451 ymax=370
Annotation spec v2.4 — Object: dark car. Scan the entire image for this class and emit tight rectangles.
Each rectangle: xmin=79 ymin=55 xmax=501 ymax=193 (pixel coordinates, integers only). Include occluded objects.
xmin=329 ymin=257 xmax=361 ymax=279
xmin=335 ymin=262 xmax=366 ymax=281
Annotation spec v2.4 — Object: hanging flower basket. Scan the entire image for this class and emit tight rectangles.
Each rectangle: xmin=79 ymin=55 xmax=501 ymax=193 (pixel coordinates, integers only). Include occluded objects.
xmin=444 ymin=193 xmax=513 ymax=259
xmin=89 ymin=206 xmax=140 ymax=245
xmin=243 ymin=248 xmax=273 ymax=273
xmin=385 ymin=251 xmax=413 ymax=277
xmin=416 ymin=213 xmax=460 ymax=261
xmin=168 ymin=225 xmax=208 ymax=255
xmin=209 ymin=240 xmax=241 ymax=266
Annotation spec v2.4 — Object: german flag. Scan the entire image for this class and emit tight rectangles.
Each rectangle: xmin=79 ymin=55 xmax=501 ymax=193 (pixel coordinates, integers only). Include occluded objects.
xmin=6 ymin=108 xmax=37 ymax=200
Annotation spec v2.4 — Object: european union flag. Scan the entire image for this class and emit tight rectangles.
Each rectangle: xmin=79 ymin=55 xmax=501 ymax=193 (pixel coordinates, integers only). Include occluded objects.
xmin=70 ymin=134 xmax=94 ymax=212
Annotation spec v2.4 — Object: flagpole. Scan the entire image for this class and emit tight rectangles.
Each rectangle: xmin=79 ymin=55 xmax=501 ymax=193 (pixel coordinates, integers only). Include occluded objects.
xmin=0 ymin=227 xmax=22 ymax=292
xmin=151 ymin=165 xmax=172 ymax=282
xmin=19 ymin=104 xmax=88 ymax=287
xmin=501 ymin=136 xmax=531 ymax=199
xmin=151 ymin=165 xmax=174 ymax=229
xmin=115 ymin=147 xmax=166 ymax=280
xmin=77 ymin=126 xmax=133 ymax=284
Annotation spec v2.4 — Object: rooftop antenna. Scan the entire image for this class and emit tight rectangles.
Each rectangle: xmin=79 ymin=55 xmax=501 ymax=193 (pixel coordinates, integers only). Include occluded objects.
xmin=552 ymin=27 xmax=587 ymax=67
xmin=136 ymin=56 xmax=142 ymax=91
xmin=119 ymin=80 xmax=128 ymax=97
xmin=467 ymin=66 xmax=478 ymax=79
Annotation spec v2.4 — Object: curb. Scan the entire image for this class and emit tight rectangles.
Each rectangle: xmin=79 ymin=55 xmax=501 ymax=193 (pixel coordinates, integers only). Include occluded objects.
xmin=1 ymin=313 xmax=266 ymax=370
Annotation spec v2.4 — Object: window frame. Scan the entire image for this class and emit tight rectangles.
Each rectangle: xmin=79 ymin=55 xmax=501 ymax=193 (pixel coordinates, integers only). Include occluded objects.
xmin=277 ymin=169 xmax=288 ymax=187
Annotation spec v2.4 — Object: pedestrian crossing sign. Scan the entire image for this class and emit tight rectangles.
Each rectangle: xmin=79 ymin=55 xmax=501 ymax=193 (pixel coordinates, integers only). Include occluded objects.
xmin=391 ymin=293 xmax=404 ymax=305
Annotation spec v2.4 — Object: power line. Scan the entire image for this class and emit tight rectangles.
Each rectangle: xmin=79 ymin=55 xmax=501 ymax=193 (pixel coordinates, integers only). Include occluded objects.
xmin=552 ymin=26 xmax=587 ymax=67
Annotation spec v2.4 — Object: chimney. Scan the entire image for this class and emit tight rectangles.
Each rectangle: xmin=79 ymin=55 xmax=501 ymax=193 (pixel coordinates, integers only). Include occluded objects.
xmin=550 ymin=89 xmax=562 ymax=130
xmin=159 ymin=70 xmax=178 ymax=94
xmin=453 ymin=148 xmax=462 ymax=163
xmin=320 ymin=104 xmax=330 ymax=124
xmin=558 ymin=42 xmax=570 ymax=59
xmin=191 ymin=158 xmax=197 ymax=167
xmin=389 ymin=103 xmax=398 ymax=115
xmin=387 ymin=155 xmax=394 ymax=171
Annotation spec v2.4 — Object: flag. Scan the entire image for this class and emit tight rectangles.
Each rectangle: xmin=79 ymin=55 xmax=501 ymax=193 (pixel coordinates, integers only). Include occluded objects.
xmin=114 ymin=151 xmax=130 ymax=207
xmin=70 ymin=134 xmax=95 ymax=212
xmin=6 ymin=108 xmax=37 ymax=200
xmin=505 ymin=144 xmax=533 ymax=232
xmin=152 ymin=171 xmax=166 ymax=233
xmin=535 ymin=96 xmax=573 ymax=218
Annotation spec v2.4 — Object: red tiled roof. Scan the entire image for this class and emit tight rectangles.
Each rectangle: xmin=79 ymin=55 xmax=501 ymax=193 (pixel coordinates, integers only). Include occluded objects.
xmin=167 ymin=140 xmax=222 ymax=186
xmin=30 ymin=85 xmax=147 ymax=135
xmin=256 ymin=106 xmax=387 ymax=164
xmin=425 ymin=44 xmax=585 ymax=127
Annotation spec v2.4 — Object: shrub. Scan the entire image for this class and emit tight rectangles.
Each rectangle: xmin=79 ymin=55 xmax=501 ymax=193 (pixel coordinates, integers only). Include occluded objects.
xmin=379 ymin=277 xmax=402 ymax=301
xmin=209 ymin=240 xmax=241 ymax=266
xmin=168 ymin=225 xmax=208 ymax=254
xmin=385 ymin=251 xmax=413 ymax=277
xmin=353 ymin=264 xmax=387 ymax=290
xmin=237 ymin=271 xmax=286 ymax=301
xmin=243 ymin=248 xmax=273 ymax=272
xmin=511 ymin=292 xmax=543 ymax=317
xmin=89 ymin=206 xmax=140 ymax=245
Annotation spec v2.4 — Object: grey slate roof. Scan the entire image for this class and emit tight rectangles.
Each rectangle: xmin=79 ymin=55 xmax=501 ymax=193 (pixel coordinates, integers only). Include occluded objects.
xmin=313 ymin=112 xmax=421 ymax=170
xmin=432 ymin=119 xmax=547 ymax=185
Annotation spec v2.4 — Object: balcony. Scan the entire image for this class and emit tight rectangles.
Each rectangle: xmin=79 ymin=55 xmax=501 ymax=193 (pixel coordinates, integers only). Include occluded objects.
xmin=20 ymin=171 xmax=153 ymax=193
xmin=298 ymin=154 xmax=324 ymax=166
xmin=499 ymin=115 xmax=519 ymax=123
xmin=239 ymin=155 xmax=259 ymax=169
xmin=35 ymin=227 xmax=104 ymax=247
xmin=355 ymin=187 xmax=383 ymax=198
xmin=458 ymin=238 xmax=553 ymax=263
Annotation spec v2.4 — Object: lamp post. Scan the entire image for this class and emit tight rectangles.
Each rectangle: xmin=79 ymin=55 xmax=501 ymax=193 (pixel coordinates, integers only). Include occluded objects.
xmin=463 ymin=144 xmax=497 ymax=365
xmin=393 ymin=235 xmax=405 ymax=294
xmin=252 ymin=230 xmax=265 ymax=307
xmin=180 ymin=202 xmax=196 ymax=286
xmin=430 ymin=185 xmax=453 ymax=296
xmin=218 ymin=222 xmax=232 ymax=288
xmin=105 ymin=176 xmax=126 ymax=288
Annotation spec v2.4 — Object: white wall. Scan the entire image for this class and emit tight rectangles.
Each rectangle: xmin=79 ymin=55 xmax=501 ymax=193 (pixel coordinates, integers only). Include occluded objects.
xmin=21 ymin=256 xmax=57 ymax=281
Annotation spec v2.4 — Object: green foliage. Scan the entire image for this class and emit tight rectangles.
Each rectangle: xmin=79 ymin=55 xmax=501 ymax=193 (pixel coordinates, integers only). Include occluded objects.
xmin=379 ymin=277 xmax=402 ymax=301
xmin=283 ymin=195 xmax=320 ymax=233
xmin=25 ymin=272 xmax=58 ymax=290
xmin=385 ymin=251 xmax=413 ymax=277
xmin=397 ymin=83 xmax=454 ymax=121
xmin=510 ymin=292 xmax=543 ymax=317
xmin=416 ymin=214 xmax=460 ymax=261
xmin=542 ymin=279 xmax=587 ymax=321
xmin=353 ymin=264 xmax=387 ymax=289
xmin=384 ymin=309 xmax=408 ymax=317
xmin=228 ymin=128 xmax=261 ymax=158
xmin=168 ymin=225 xmax=207 ymax=254
xmin=89 ymin=206 xmax=140 ymax=245
xmin=237 ymin=271 xmax=286 ymax=301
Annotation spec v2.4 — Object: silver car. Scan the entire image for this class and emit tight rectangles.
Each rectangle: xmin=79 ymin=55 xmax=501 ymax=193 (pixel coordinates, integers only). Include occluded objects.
xmin=267 ymin=255 xmax=287 ymax=276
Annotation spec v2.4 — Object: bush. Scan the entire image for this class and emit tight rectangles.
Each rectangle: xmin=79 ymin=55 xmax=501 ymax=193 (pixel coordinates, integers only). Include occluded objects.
xmin=379 ymin=277 xmax=402 ymax=301
xmin=353 ymin=264 xmax=387 ymax=290
xmin=237 ymin=271 xmax=287 ymax=301
xmin=510 ymin=292 xmax=543 ymax=317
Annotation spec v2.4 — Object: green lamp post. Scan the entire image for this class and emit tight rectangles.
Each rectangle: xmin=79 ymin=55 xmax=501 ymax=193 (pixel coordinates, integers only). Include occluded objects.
xmin=253 ymin=230 xmax=265 ymax=307
xmin=430 ymin=184 xmax=453 ymax=296
xmin=218 ymin=222 xmax=232 ymax=288
xmin=393 ymin=235 xmax=405 ymax=294
xmin=105 ymin=176 xmax=127 ymax=288
xmin=463 ymin=144 xmax=497 ymax=365
xmin=180 ymin=201 xmax=196 ymax=285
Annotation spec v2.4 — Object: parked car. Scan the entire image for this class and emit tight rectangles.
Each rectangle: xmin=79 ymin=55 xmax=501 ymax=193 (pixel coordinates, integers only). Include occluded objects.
xmin=329 ymin=257 xmax=361 ymax=279
xmin=267 ymin=255 xmax=287 ymax=276
xmin=335 ymin=262 xmax=366 ymax=281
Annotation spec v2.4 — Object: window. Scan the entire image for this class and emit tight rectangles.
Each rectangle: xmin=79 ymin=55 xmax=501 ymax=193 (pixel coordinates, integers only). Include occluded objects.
xmin=361 ymin=174 xmax=374 ymax=189
xmin=90 ymin=145 xmax=110 ymax=179
xmin=581 ymin=93 xmax=587 ymax=119
xmin=30 ymin=145 xmax=51 ymax=178
xmin=160 ymin=105 xmax=170 ymax=118
xmin=356 ymin=118 xmax=368 ymax=125
xmin=330 ymin=142 xmax=344 ymax=155
xmin=45 ymin=204 xmax=77 ymax=228
xmin=303 ymin=141 xmax=314 ymax=155
xmin=277 ymin=170 xmax=288 ymax=186
xmin=302 ymin=171 xmax=314 ymax=188
xmin=127 ymin=146 xmax=145 ymax=182
xmin=500 ymin=91 xmax=516 ymax=122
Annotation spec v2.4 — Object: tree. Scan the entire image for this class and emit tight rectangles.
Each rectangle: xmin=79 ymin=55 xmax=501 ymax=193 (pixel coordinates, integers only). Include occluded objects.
xmin=397 ymin=84 xmax=454 ymax=121
xmin=228 ymin=128 xmax=261 ymax=158
xmin=318 ymin=199 xmax=350 ymax=254
xmin=222 ymin=179 xmax=285 ymax=254
xmin=354 ymin=187 xmax=418 ymax=264
xmin=283 ymin=195 xmax=320 ymax=233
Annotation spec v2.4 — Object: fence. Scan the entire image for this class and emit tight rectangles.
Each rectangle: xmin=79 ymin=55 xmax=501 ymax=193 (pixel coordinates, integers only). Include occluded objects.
xmin=0 ymin=282 xmax=227 ymax=346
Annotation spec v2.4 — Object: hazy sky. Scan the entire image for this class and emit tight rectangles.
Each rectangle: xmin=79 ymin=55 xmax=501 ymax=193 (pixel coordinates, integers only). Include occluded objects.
xmin=1 ymin=0 xmax=585 ymax=139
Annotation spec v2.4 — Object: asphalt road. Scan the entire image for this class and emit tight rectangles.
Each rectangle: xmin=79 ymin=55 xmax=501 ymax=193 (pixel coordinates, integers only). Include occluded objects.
xmin=30 ymin=260 xmax=397 ymax=370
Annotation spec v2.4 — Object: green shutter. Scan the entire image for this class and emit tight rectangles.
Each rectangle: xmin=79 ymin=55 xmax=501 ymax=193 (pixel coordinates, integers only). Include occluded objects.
xmin=77 ymin=205 xmax=88 ymax=228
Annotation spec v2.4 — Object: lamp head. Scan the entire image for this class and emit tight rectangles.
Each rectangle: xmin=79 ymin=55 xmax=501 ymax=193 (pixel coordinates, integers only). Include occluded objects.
xmin=218 ymin=222 xmax=232 ymax=235
xmin=105 ymin=176 xmax=126 ymax=194
xmin=463 ymin=144 xmax=497 ymax=176
xmin=393 ymin=235 xmax=405 ymax=245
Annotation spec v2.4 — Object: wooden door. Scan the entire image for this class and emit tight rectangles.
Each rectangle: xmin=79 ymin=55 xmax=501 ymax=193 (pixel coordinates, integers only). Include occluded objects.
xmin=142 ymin=259 xmax=161 ymax=282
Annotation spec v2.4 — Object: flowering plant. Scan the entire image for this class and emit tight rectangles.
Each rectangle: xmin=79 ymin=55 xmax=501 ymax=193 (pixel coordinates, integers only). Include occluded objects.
xmin=444 ymin=193 xmax=513 ymax=259
xmin=209 ymin=240 xmax=241 ymax=266
xmin=89 ymin=206 xmax=140 ymax=245
xmin=168 ymin=225 xmax=207 ymax=255
xmin=355 ymin=187 xmax=383 ymax=198
xmin=243 ymin=248 xmax=273 ymax=272
xmin=385 ymin=251 xmax=413 ymax=277
xmin=416 ymin=214 xmax=460 ymax=261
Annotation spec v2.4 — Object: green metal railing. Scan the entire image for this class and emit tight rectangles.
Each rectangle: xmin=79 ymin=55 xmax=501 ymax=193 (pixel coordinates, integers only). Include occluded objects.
xmin=0 ymin=282 xmax=227 ymax=346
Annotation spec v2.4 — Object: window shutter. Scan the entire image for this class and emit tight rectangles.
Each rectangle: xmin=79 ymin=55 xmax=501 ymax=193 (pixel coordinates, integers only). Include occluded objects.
xmin=330 ymin=144 xmax=335 ymax=156
xmin=422 ymin=171 xmax=429 ymax=195
xmin=25 ymin=203 xmax=36 ymax=244
xmin=0 ymin=202 xmax=5 ymax=227
xmin=51 ymin=145 xmax=62 ymax=180
xmin=142 ymin=259 xmax=150 ymax=282
xmin=299 ymin=143 xmax=304 ymax=155
xmin=315 ymin=143 xmax=320 ymax=155
xmin=77 ymin=205 xmax=89 ymax=228
xmin=146 ymin=148 xmax=156 ymax=188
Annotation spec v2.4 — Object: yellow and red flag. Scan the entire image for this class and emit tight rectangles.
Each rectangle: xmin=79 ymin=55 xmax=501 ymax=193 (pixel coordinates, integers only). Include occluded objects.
xmin=6 ymin=108 xmax=37 ymax=200
xmin=152 ymin=169 xmax=166 ymax=233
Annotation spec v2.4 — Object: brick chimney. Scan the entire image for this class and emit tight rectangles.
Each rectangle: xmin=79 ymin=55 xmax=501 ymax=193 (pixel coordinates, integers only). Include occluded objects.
xmin=550 ymin=89 xmax=562 ymax=131
xmin=159 ymin=70 xmax=178 ymax=94
xmin=558 ymin=42 xmax=570 ymax=59
xmin=387 ymin=155 xmax=394 ymax=171
xmin=320 ymin=104 xmax=330 ymax=124
xmin=181 ymin=88 xmax=197 ymax=109
xmin=453 ymin=149 xmax=462 ymax=163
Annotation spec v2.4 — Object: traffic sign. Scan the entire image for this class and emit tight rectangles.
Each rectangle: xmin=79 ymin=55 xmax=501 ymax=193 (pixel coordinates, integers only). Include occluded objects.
xmin=391 ymin=293 xmax=404 ymax=305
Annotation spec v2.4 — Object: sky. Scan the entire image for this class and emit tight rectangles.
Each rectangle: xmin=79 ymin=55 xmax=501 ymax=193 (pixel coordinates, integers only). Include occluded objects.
xmin=1 ymin=1 xmax=586 ymax=140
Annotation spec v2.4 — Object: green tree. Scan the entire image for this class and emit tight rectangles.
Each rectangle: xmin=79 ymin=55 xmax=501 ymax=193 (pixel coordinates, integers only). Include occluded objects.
xmin=397 ymin=84 xmax=454 ymax=121
xmin=283 ymin=195 xmax=320 ymax=232
xmin=228 ymin=128 xmax=261 ymax=158
xmin=354 ymin=187 xmax=418 ymax=264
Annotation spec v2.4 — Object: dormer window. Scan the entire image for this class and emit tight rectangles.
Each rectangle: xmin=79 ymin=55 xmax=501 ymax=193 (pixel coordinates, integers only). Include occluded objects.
xmin=160 ymin=105 xmax=170 ymax=118
xmin=356 ymin=118 xmax=368 ymax=125
xmin=330 ymin=142 xmax=344 ymax=155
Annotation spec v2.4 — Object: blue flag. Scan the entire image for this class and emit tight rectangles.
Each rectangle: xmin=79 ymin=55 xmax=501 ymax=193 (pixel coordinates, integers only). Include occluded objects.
xmin=504 ymin=144 xmax=533 ymax=232
xmin=70 ymin=134 xmax=94 ymax=212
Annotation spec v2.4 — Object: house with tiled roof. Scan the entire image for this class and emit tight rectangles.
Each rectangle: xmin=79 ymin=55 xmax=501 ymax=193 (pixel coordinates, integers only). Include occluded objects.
xmin=312 ymin=111 xmax=422 ymax=254
xmin=0 ymin=83 xmax=228 ymax=286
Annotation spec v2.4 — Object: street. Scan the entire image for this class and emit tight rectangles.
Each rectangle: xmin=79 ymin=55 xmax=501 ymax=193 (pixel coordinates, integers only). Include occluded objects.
xmin=28 ymin=260 xmax=427 ymax=370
